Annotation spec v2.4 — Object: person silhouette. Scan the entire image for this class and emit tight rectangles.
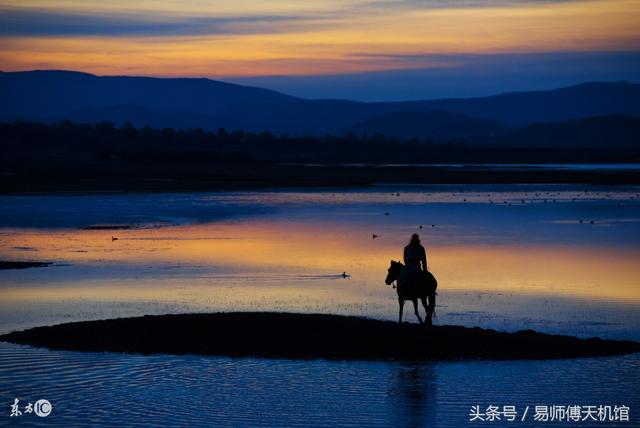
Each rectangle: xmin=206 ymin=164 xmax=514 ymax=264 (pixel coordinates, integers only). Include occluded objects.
xmin=402 ymin=233 xmax=436 ymax=325
xmin=404 ymin=233 xmax=427 ymax=274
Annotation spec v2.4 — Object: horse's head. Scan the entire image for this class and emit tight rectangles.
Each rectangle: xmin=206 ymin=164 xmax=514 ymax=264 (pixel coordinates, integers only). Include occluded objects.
xmin=385 ymin=260 xmax=403 ymax=285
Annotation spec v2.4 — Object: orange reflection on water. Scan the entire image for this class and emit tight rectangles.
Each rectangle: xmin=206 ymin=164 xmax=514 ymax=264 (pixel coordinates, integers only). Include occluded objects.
xmin=1 ymin=221 xmax=639 ymax=304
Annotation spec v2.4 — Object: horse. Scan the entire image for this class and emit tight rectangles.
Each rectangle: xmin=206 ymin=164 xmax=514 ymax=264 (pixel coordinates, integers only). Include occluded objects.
xmin=385 ymin=260 xmax=437 ymax=325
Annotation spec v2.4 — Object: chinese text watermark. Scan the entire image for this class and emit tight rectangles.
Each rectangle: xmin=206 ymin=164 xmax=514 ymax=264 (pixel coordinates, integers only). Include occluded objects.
xmin=469 ymin=405 xmax=629 ymax=423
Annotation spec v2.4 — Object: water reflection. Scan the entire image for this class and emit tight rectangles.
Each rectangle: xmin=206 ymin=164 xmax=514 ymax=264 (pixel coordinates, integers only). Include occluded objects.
xmin=387 ymin=363 xmax=437 ymax=428
xmin=1 ymin=223 xmax=638 ymax=301
xmin=0 ymin=185 xmax=639 ymax=428
xmin=0 ymin=185 xmax=639 ymax=340
xmin=0 ymin=341 xmax=636 ymax=428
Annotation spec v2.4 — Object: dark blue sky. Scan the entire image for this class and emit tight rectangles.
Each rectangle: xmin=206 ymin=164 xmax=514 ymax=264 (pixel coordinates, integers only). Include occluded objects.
xmin=229 ymin=51 xmax=640 ymax=101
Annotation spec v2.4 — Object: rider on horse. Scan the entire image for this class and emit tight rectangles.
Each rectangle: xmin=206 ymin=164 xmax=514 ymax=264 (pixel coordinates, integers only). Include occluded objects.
xmin=390 ymin=233 xmax=436 ymax=326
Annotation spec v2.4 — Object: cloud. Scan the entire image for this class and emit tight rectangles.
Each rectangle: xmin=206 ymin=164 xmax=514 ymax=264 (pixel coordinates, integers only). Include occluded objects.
xmin=1 ymin=0 xmax=637 ymax=81
xmin=0 ymin=8 xmax=316 ymax=37
xmin=0 ymin=1 xmax=580 ymax=37
xmin=361 ymin=0 xmax=579 ymax=10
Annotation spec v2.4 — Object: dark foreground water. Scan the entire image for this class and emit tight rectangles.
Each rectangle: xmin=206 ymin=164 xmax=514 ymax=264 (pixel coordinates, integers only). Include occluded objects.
xmin=1 ymin=184 xmax=639 ymax=426
xmin=1 ymin=342 xmax=638 ymax=427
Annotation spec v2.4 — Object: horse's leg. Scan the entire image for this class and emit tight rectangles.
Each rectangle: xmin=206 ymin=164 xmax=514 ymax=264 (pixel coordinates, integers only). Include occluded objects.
xmin=398 ymin=297 xmax=405 ymax=323
xmin=426 ymin=293 xmax=436 ymax=326
xmin=420 ymin=297 xmax=429 ymax=325
xmin=412 ymin=299 xmax=423 ymax=324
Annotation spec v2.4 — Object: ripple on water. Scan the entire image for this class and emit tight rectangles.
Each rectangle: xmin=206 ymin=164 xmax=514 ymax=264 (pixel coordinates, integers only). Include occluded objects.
xmin=1 ymin=343 xmax=638 ymax=427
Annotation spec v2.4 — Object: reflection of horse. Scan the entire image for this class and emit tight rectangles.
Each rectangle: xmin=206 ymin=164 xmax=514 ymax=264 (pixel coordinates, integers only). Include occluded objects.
xmin=385 ymin=260 xmax=437 ymax=325
xmin=387 ymin=363 xmax=437 ymax=427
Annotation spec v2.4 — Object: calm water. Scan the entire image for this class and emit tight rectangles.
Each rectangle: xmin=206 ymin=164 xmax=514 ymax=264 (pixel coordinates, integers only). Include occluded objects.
xmin=1 ymin=184 xmax=639 ymax=426
xmin=288 ymin=163 xmax=640 ymax=171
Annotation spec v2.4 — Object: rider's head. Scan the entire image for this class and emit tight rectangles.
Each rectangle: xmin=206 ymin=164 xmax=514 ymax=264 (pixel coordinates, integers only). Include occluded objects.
xmin=410 ymin=233 xmax=420 ymax=245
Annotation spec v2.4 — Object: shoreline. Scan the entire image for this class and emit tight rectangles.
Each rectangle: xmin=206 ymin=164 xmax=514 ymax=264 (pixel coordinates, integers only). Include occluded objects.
xmin=3 ymin=163 xmax=640 ymax=195
xmin=2 ymin=181 xmax=638 ymax=197
xmin=2 ymin=312 xmax=638 ymax=361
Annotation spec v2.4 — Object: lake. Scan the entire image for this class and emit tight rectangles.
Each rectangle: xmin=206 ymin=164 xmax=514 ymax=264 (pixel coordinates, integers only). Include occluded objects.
xmin=1 ymin=184 xmax=639 ymax=426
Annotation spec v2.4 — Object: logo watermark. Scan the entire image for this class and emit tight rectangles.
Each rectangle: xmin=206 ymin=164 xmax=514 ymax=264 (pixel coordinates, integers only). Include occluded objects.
xmin=10 ymin=398 xmax=52 ymax=418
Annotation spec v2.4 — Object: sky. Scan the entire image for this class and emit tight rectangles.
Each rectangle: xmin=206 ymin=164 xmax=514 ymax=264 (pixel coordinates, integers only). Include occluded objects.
xmin=1 ymin=0 xmax=639 ymax=100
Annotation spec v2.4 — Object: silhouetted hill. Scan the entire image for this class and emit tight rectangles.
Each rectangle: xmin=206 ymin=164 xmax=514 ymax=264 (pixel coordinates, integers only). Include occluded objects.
xmin=1 ymin=70 xmax=639 ymax=137
xmin=0 ymin=70 xmax=296 ymax=119
xmin=393 ymin=81 xmax=640 ymax=128
xmin=497 ymin=115 xmax=640 ymax=149
xmin=212 ymin=81 xmax=640 ymax=134
xmin=345 ymin=110 xmax=510 ymax=138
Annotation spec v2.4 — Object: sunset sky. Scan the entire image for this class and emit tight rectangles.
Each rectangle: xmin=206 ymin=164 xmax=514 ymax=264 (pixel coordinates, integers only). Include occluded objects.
xmin=1 ymin=0 xmax=639 ymax=99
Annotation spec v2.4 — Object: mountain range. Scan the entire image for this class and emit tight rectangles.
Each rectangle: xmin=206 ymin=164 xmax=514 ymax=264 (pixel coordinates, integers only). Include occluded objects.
xmin=1 ymin=70 xmax=639 ymax=142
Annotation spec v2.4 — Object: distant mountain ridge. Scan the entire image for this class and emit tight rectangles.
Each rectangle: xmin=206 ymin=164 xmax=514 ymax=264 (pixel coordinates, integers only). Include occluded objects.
xmin=394 ymin=81 xmax=640 ymax=127
xmin=0 ymin=70 xmax=295 ymax=119
xmin=1 ymin=70 xmax=639 ymax=141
